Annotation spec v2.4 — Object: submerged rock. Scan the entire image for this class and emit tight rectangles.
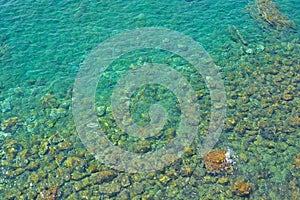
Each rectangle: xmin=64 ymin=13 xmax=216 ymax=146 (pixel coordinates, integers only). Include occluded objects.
xmin=204 ymin=149 xmax=235 ymax=174
xmin=37 ymin=186 xmax=60 ymax=200
xmin=90 ymin=171 xmax=116 ymax=185
xmin=233 ymin=179 xmax=251 ymax=196
xmin=1 ymin=117 xmax=19 ymax=133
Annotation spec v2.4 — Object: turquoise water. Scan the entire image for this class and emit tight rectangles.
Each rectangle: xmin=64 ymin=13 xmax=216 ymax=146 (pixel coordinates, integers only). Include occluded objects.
xmin=0 ymin=0 xmax=299 ymax=199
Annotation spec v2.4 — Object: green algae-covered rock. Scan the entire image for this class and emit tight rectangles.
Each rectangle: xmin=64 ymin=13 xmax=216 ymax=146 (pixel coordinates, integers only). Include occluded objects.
xmin=71 ymin=171 xmax=88 ymax=181
xmin=90 ymin=171 xmax=116 ymax=185
xmin=99 ymin=181 xmax=121 ymax=197
xmin=64 ymin=156 xmax=86 ymax=171
xmin=74 ymin=177 xmax=90 ymax=191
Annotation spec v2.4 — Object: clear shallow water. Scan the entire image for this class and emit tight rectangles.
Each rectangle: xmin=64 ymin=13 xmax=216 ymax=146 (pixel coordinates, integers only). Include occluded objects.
xmin=0 ymin=0 xmax=299 ymax=199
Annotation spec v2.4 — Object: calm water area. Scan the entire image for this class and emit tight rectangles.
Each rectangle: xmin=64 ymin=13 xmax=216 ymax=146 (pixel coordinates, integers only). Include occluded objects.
xmin=0 ymin=0 xmax=299 ymax=199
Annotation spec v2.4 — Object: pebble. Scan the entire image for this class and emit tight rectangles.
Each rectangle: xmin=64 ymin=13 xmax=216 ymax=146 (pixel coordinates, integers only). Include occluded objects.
xmin=239 ymin=153 xmax=248 ymax=163
xmin=96 ymin=106 xmax=106 ymax=116
xmin=159 ymin=175 xmax=171 ymax=185
xmin=256 ymin=44 xmax=265 ymax=52
xmin=218 ymin=177 xmax=229 ymax=185
xmin=245 ymin=48 xmax=253 ymax=54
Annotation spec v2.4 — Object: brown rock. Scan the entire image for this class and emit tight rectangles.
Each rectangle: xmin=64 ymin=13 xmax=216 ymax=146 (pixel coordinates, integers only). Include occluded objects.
xmin=233 ymin=179 xmax=251 ymax=196
xmin=204 ymin=149 xmax=234 ymax=174
xmin=282 ymin=93 xmax=293 ymax=101
xmin=293 ymin=153 xmax=300 ymax=169
xmin=37 ymin=186 xmax=60 ymax=200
